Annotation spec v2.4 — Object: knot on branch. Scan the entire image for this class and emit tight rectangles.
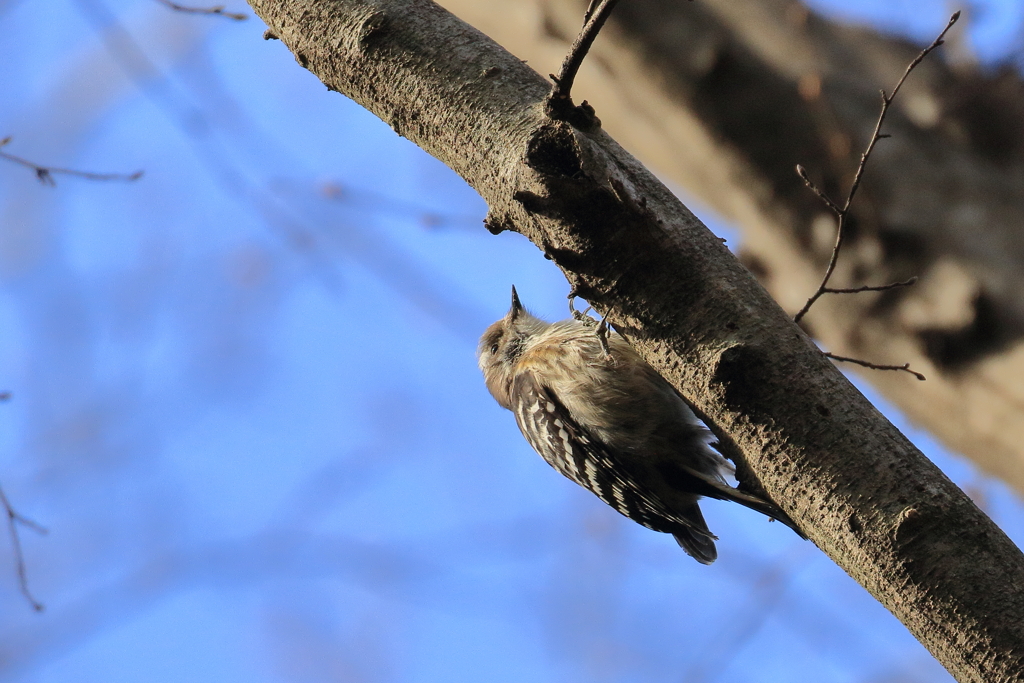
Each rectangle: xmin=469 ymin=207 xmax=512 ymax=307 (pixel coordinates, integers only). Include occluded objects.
xmin=710 ymin=344 xmax=774 ymax=424
xmin=545 ymin=95 xmax=601 ymax=131
xmin=525 ymin=121 xmax=586 ymax=179
xmin=483 ymin=209 xmax=516 ymax=235
xmin=892 ymin=506 xmax=925 ymax=545
xmin=358 ymin=10 xmax=389 ymax=44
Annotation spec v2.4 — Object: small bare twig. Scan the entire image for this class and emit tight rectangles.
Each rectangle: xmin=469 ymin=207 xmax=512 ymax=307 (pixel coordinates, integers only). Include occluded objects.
xmin=0 ymin=137 xmax=144 ymax=186
xmin=154 ymin=0 xmax=246 ymax=20
xmin=791 ymin=13 xmax=957 ymax=383
xmin=822 ymin=276 xmax=918 ymax=294
xmin=549 ymin=0 xmax=619 ymax=103
xmin=824 ymin=353 xmax=926 ymax=381
xmin=794 ymin=164 xmax=841 ymax=216
xmin=545 ymin=0 xmax=621 ymax=125
xmin=793 ymin=11 xmax=960 ymax=324
xmin=0 ymin=484 xmax=47 ymax=612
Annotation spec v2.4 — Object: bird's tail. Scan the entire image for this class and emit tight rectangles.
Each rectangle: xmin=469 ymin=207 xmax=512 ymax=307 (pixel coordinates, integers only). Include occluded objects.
xmin=672 ymin=504 xmax=718 ymax=564
xmin=707 ymin=481 xmax=806 ymax=539
xmin=658 ymin=460 xmax=807 ymax=539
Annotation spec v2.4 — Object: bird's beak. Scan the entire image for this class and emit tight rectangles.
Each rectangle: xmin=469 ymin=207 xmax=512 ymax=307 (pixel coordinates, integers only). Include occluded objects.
xmin=509 ymin=285 xmax=523 ymax=321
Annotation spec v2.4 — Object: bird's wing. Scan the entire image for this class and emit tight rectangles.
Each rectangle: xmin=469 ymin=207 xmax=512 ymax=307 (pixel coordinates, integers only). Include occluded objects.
xmin=511 ymin=371 xmax=714 ymax=540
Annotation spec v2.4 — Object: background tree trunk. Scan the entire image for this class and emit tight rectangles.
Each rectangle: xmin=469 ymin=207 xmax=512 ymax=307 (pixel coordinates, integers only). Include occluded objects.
xmin=437 ymin=0 xmax=1024 ymax=499
xmin=244 ymin=0 xmax=1024 ymax=680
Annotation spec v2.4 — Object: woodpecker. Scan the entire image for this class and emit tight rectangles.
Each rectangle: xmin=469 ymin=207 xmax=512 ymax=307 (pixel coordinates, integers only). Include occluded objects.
xmin=478 ymin=286 xmax=802 ymax=564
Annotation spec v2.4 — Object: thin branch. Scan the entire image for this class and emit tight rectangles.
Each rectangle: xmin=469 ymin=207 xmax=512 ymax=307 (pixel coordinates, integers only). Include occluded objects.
xmin=549 ymin=0 xmax=619 ymax=102
xmin=824 ymin=353 xmax=926 ymax=381
xmin=823 ymin=276 xmax=918 ymax=294
xmin=793 ymin=11 xmax=960 ymax=325
xmin=153 ymin=0 xmax=246 ymax=20
xmin=0 ymin=484 xmax=47 ymax=612
xmin=319 ymin=181 xmax=480 ymax=230
xmin=0 ymin=137 xmax=144 ymax=186
xmin=794 ymin=164 xmax=842 ymax=215
xmin=545 ymin=0 xmax=621 ymax=125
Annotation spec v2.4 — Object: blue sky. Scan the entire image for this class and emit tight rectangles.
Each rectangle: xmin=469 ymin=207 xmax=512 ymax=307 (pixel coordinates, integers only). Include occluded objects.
xmin=1 ymin=1 xmax=1022 ymax=682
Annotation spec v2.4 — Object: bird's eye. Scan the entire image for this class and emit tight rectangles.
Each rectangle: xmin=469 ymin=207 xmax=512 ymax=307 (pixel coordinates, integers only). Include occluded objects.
xmin=490 ymin=343 xmax=499 ymax=355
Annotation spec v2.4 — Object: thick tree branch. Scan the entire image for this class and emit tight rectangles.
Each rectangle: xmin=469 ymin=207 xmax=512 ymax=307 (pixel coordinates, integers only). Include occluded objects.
xmin=243 ymin=0 xmax=1024 ymax=680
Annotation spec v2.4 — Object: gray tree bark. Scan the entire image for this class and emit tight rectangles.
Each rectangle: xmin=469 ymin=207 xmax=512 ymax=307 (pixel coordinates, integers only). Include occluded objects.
xmin=243 ymin=0 xmax=1024 ymax=681
xmin=436 ymin=0 xmax=1024 ymax=498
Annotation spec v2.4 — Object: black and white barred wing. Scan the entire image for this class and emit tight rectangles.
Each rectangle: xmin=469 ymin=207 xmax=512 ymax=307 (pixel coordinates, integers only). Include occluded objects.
xmin=510 ymin=372 xmax=711 ymax=539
